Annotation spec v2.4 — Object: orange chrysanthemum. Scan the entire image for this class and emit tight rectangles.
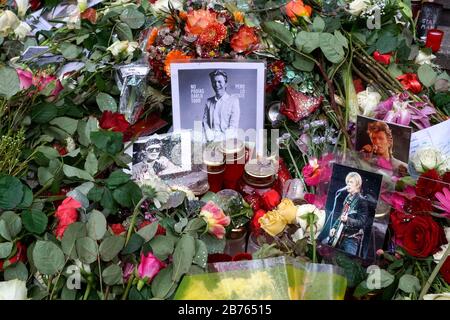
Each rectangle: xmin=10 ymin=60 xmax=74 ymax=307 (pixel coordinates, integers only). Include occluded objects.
xmin=145 ymin=27 xmax=159 ymax=51
xmin=233 ymin=11 xmax=245 ymax=24
xmin=185 ymin=9 xmax=217 ymax=35
xmin=164 ymin=50 xmax=191 ymax=76
xmin=197 ymin=22 xmax=227 ymax=47
xmin=230 ymin=25 xmax=259 ymax=53
xmin=285 ymin=0 xmax=312 ymax=23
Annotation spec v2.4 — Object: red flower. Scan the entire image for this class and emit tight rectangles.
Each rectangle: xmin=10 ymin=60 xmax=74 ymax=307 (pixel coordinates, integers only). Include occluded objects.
xmin=274 ymin=157 xmax=292 ymax=194
xmin=207 ymin=253 xmax=232 ymax=263
xmin=416 ymin=169 xmax=444 ymax=200
xmin=251 ymin=209 xmax=267 ymax=233
xmin=80 ymin=8 xmax=97 ymax=24
xmin=353 ymin=78 xmax=365 ymax=93
xmin=261 ymin=189 xmax=281 ymax=211
xmin=33 ymin=74 xmax=63 ymax=97
xmin=185 ymin=9 xmax=217 ymax=35
xmin=197 ymin=22 xmax=227 ymax=47
xmin=285 ymin=0 xmax=312 ymax=23
xmin=232 ymin=253 xmax=252 ymax=261
xmin=397 ymin=73 xmax=422 ymax=94
xmin=230 ymin=26 xmax=259 ymax=53
xmin=110 ymin=223 xmax=125 ymax=235
xmin=99 ymin=111 xmax=130 ymax=133
xmin=442 ymin=172 xmax=450 ymax=184
xmin=244 ymin=194 xmax=262 ymax=212
xmin=280 ymin=86 xmax=322 ymax=122
xmin=54 ymin=197 xmax=82 ymax=239
xmin=373 ymin=51 xmax=392 ymax=65
xmin=53 ymin=142 xmax=68 ymax=156
xmin=440 ymin=257 xmax=450 ymax=284
xmin=156 ymin=224 xmax=166 ymax=236
xmin=404 ymin=197 xmax=433 ymax=215
xmin=301 ymin=155 xmax=332 ymax=187
xmin=390 ymin=210 xmax=447 ymax=258
xmin=0 ymin=242 xmax=27 ymax=271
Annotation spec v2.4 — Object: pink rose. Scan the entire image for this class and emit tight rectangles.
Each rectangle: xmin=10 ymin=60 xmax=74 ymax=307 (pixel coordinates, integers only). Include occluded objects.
xmin=33 ymin=74 xmax=63 ymax=97
xmin=137 ymin=252 xmax=166 ymax=283
xmin=17 ymin=69 xmax=33 ymax=90
xmin=199 ymin=201 xmax=231 ymax=239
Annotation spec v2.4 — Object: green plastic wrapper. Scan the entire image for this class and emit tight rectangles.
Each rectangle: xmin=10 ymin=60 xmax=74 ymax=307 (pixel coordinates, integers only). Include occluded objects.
xmin=174 ymin=257 xmax=347 ymax=300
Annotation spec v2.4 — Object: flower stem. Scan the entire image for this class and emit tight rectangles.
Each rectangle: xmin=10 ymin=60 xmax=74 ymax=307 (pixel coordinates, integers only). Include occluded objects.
xmin=309 ymin=218 xmax=317 ymax=264
xmin=83 ymin=283 xmax=91 ymax=300
xmin=419 ymin=244 xmax=450 ymax=299
xmin=125 ymin=197 xmax=147 ymax=246
xmin=121 ymin=274 xmax=135 ymax=300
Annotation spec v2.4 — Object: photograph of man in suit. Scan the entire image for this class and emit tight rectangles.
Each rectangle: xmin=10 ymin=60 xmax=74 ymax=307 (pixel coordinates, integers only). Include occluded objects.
xmin=202 ymin=70 xmax=240 ymax=143
xmin=327 ymin=172 xmax=369 ymax=256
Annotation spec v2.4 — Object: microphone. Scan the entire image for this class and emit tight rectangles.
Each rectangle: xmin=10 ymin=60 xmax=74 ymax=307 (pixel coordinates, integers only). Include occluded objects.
xmin=335 ymin=186 xmax=348 ymax=193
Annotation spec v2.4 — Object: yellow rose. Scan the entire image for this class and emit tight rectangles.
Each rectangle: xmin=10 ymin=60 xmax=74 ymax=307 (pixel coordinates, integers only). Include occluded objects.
xmin=277 ymin=198 xmax=297 ymax=224
xmin=259 ymin=210 xmax=287 ymax=237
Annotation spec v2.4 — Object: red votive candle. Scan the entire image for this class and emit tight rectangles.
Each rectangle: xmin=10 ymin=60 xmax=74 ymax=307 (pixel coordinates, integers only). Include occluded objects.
xmin=220 ymin=138 xmax=246 ymax=191
xmin=425 ymin=29 xmax=444 ymax=52
xmin=203 ymin=147 xmax=225 ymax=193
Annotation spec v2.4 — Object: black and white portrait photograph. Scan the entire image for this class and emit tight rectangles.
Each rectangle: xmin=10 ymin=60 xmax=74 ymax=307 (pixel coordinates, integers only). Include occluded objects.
xmin=355 ymin=115 xmax=412 ymax=174
xmin=170 ymin=61 xmax=265 ymax=151
xmin=128 ymin=131 xmax=192 ymax=181
xmin=318 ymin=164 xmax=383 ymax=259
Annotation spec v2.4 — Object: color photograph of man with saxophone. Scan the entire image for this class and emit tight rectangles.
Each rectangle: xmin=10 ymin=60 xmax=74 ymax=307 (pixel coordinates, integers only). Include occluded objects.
xmin=318 ymin=164 xmax=383 ymax=259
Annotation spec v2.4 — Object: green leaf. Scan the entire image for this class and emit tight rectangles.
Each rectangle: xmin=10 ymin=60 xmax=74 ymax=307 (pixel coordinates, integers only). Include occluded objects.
xmin=116 ymin=22 xmax=133 ymax=41
xmin=121 ymin=233 xmax=144 ymax=254
xmin=320 ymin=33 xmax=345 ymax=64
xmin=31 ymin=103 xmax=58 ymax=124
xmin=292 ymin=54 xmax=315 ymax=72
xmin=87 ymin=210 xmax=107 ymax=240
xmin=112 ymin=181 xmax=142 ymax=208
xmin=192 ymin=239 xmax=208 ymax=268
xmin=261 ymin=21 xmax=293 ymax=46
xmin=0 ymin=242 xmax=13 ymax=259
xmin=96 ymin=92 xmax=118 ymax=112
xmin=59 ymin=42 xmax=82 ymax=59
xmin=398 ymin=274 xmax=421 ymax=293
xmin=77 ymin=117 xmax=99 ymax=147
xmin=18 ymin=185 xmax=33 ymax=209
xmin=22 ymin=210 xmax=48 ymax=234
xmin=33 ymin=240 xmax=65 ymax=275
xmin=84 ymin=151 xmax=98 ymax=176
xmin=91 ymin=131 xmax=123 ymax=155
xmin=0 ymin=175 xmax=24 ymax=210
xmin=149 ymin=235 xmax=174 ymax=261
xmin=0 ymin=66 xmax=20 ymax=99
xmin=106 ymin=170 xmax=131 ymax=189
xmin=0 ymin=212 xmax=22 ymax=239
xmin=36 ymin=146 xmax=60 ymax=160
xmin=137 ymin=222 xmax=158 ymax=242
xmin=63 ymin=164 xmax=94 ymax=182
xmin=0 ymin=220 xmax=11 ymax=241
xmin=388 ymin=64 xmax=403 ymax=78
xmin=120 ymin=8 xmax=145 ymax=29
xmin=353 ymin=280 xmax=374 ymax=298
xmin=200 ymin=233 xmax=226 ymax=254
xmin=295 ymin=31 xmax=320 ymax=54
xmin=99 ymin=235 xmax=125 ymax=262
xmin=151 ymin=265 xmax=175 ymax=299
xmin=4 ymin=261 xmax=28 ymax=281
xmin=418 ymin=63 xmax=437 ymax=88
xmin=312 ymin=16 xmax=325 ymax=32
xmin=102 ymin=264 xmax=123 ymax=285
xmin=76 ymin=237 xmax=98 ymax=264
xmin=88 ymin=186 xmax=105 ymax=202
xmin=49 ymin=117 xmax=79 ymax=135
xmin=334 ymin=30 xmax=348 ymax=49
xmin=172 ymin=234 xmax=196 ymax=282
xmin=61 ymin=222 xmax=87 ymax=258
xmin=375 ymin=31 xmax=398 ymax=54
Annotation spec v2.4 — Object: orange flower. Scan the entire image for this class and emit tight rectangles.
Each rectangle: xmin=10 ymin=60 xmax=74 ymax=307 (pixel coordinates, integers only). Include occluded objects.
xmin=233 ymin=11 xmax=245 ymax=23
xmin=80 ymin=8 xmax=97 ymax=24
xmin=197 ymin=22 xmax=227 ymax=47
xmin=165 ymin=15 xmax=176 ymax=30
xmin=145 ymin=27 xmax=159 ymax=51
xmin=164 ymin=50 xmax=190 ymax=76
xmin=185 ymin=9 xmax=217 ymax=35
xmin=285 ymin=0 xmax=312 ymax=23
xmin=230 ymin=25 xmax=259 ymax=53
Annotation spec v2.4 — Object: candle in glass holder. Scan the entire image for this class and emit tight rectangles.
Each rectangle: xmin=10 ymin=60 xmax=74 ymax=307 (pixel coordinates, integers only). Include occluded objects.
xmin=220 ymin=138 xmax=246 ymax=191
xmin=425 ymin=29 xmax=444 ymax=52
xmin=238 ymin=157 xmax=277 ymax=198
xmin=203 ymin=146 xmax=225 ymax=193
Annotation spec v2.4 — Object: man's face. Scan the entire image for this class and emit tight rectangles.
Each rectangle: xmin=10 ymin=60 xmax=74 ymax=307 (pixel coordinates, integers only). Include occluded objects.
xmin=147 ymin=145 xmax=161 ymax=161
xmin=346 ymin=177 xmax=360 ymax=195
xmin=211 ymin=75 xmax=227 ymax=96
xmin=370 ymin=131 xmax=389 ymax=155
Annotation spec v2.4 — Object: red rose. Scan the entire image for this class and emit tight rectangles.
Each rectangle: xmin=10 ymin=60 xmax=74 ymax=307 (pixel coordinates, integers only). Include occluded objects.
xmin=99 ymin=111 xmax=130 ymax=133
xmin=440 ymin=257 xmax=450 ymax=284
xmin=391 ymin=210 xmax=447 ymax=258
xmin=30 ymin=0 xmax=41 ymax=10
xmin=53 ymin=142 xmax=68 ymax=156
xmin=404 ymin=197 xmax=432 ymax=215
xmin=0 ymin=242 xmax=27 ymax=271
xmin=244 ymin=194 xmax=262 ymax=212
xmin=251 ymin=209 xmax=267 ymax=233
xmin=207 ymin=253 xmax=232 ymax=263
xmin=373 ymin=51 xmax=392 ymax=65
xmin=261 ymin=189 xmax=281 ymax=211
xmin=442 ymin=172 xmax=450 ymax=184
xmin=232 ymin=253 xmax=252 ymax=261
xmin=81 ymin=8 xmax=97 ymax=24
xmin=156 ymin=224 xmax=166 ymax=236
xmin=353 ymin=78 xmax=365 ymax=93
xmin=230 ymin=26 xmax=259 ymax=53
xmin=416 ymin=169 xmax=444 ymax=200
xmin=110 ymin=223 xmax=126 ymax=235
xmin=54 ymin=197 xmax=82 ymax=239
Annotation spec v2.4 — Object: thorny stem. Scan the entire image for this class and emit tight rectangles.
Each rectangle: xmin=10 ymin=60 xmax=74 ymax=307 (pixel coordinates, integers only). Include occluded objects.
xmin=125 ymin=197 xmax=148 ymax=246
xmin=121 ymin=274 xmax=135 ymax=300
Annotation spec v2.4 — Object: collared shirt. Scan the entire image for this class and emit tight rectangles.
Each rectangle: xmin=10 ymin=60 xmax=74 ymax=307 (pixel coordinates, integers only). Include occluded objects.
xmin=202 ymin=92 xmax=240 ymax=142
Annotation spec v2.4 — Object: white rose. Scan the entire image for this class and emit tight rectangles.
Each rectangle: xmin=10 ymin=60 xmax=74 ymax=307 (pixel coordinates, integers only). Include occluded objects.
xmin=423 ymin=293 xmax=450 ymax=300
xmin=296 ymin=204 xmax=326 ymax=240
xmin=357 ymin=88 xmax=381 ymax=118
xmin=347 ymin=0 xmax=370 ymax=16
xmin=108 ymin=40 xmax=138 ymax=57
xmin=0 ymin=279 xmax=28 ymax=300
xmin=15 ymin=0 xmax=29 ymax=18
xmin=412 ymin=148 xmax=444 ymax=173
xmin=415 ymin=50 xmax=436 ymax=65
xmin=13 ymin=21 xmax=31 ymax=40
xmin=126 ymin=41 xmax=139 ymax=56
xmin=438 ymin=156 xmax=450 ymax=174
xmin=0 ymin=10 xmax=20 ymax=37
xmin=151 ymin=0 xmax=183 ymax=14
xmin=291 ymin=228 xmax=305 ymax=243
